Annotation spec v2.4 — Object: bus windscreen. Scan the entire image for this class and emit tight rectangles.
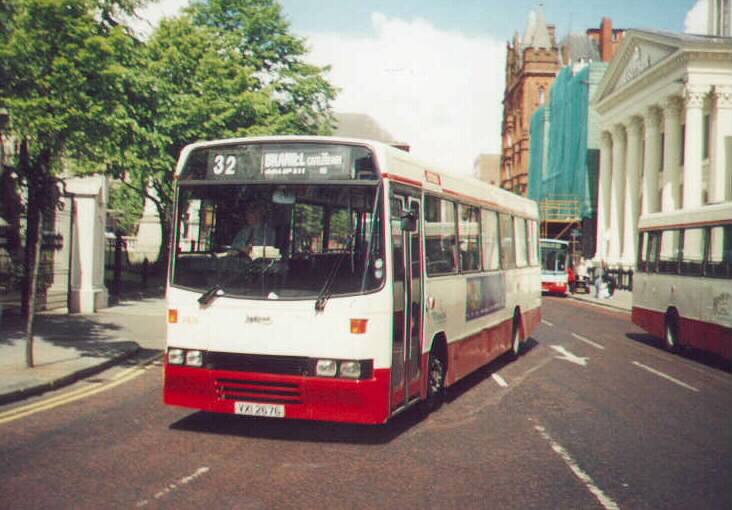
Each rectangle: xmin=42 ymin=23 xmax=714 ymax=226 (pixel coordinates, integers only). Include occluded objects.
xmin=171 ymin=182 xmax=384 ymax=300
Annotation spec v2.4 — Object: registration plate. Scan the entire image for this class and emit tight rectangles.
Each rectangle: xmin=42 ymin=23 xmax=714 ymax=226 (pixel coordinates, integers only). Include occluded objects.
xmin=234 ymin=401 xmax=285 ymax=418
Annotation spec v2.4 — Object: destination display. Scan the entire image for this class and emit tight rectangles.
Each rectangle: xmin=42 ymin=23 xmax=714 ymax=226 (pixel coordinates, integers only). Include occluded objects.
xmin=177 ymin=143 xmax=374 ymax=181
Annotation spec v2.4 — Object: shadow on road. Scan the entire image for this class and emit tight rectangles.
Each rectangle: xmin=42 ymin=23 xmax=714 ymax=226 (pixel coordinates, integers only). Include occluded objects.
xmin=169 ymin=338 xmax=539 ymax=443
xmin=169 ymin=408 xmax=425 ymax=445
xmin=626 ymin=332 xmax=731 ymax=373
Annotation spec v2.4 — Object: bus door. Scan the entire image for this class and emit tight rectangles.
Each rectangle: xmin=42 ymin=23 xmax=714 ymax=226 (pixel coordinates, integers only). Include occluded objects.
xmin=390 ymin=193 xmax=423 ymax=412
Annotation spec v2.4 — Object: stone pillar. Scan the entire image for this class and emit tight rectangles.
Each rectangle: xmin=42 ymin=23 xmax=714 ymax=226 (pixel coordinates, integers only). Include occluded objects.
xmin=642 ymin=106 xmax=662 ymax=215
xmin=662 ymin=96 xmax=682 ymax=212
xmin=682 ymin=86 xmax=707 ymax=209
xmin=622 ymin=117 xmax=643 ymax=267
xmin=609 ymin=124 xmax=626 ymax=264
xmin=68 ymin=175 xmax=109 ymax=313
xmin=711 ymin=85 xmax=731 ymax=202
xmin=596 ymin=131 xmax=613 ymax=262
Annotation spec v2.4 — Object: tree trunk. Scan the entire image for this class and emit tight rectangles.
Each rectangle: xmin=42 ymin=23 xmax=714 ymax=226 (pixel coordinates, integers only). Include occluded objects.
xmin=19 ymin=140 xmax=55 ymax=368
xmin=24 ymin=207 xmax=43 ymax=368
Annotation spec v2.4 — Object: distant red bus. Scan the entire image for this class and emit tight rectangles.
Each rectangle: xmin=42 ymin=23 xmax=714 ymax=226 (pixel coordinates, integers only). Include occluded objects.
xmin=540 ymin=238 xmax=569 ymax=295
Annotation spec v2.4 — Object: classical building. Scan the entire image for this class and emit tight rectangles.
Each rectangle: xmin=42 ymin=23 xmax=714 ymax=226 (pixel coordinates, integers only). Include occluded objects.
xmin=592 ymin=28 xmax=731 ymax=267
xmin=500 ymin=9 xmax=561 ymax=195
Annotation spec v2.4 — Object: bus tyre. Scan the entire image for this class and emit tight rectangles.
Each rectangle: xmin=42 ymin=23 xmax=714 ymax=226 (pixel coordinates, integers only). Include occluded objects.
xmin=424 ymin=352 xmax=445 ymax=413
xmin=664 ymin=311 xmax=680 ymax=353
xmin=510 ymin=315 xmax=522 ymax=359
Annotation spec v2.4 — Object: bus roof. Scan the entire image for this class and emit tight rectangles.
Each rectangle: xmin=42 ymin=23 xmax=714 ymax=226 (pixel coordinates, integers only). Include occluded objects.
xmin=175 ymin=135 xmax=539 ymax=219
xmin=638 ymin=201 xmax=732 ymax=231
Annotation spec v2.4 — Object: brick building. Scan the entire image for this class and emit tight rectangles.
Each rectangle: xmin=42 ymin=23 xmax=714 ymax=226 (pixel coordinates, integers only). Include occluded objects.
xmin=500 ymin=9 xmax=561 ymax=195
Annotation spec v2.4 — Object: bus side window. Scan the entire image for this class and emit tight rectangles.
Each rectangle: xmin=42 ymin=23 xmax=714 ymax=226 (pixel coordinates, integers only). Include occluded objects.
xmin=706 ymin=224 xmax=731 ymax=278
xmin=680 ymin=227 xmax=705 ymax=275
xmin=424 ymin=195 xmax=457 ymax=275
xmin=498 ymin=213 xmax=515 ymax=269
xmin=658 ymin=230 xmax=680 ymax=274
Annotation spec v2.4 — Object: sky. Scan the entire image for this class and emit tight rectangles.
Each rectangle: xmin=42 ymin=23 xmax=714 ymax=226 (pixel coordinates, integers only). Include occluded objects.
xmin=135 ymin=0 xmax=708 ymax=176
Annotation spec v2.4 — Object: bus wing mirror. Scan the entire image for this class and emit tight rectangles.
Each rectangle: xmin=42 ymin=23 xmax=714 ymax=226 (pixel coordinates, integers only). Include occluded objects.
xmin=400 ymin=210 xmax=418 ymax=232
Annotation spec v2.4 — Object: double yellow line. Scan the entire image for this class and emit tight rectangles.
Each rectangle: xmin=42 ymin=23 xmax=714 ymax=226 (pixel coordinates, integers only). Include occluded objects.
xmin=0 ymin=354 xmax=162 ymax=425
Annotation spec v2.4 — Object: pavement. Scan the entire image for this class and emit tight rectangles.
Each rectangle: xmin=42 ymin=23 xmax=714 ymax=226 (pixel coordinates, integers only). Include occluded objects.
xmin=0 ymin=286 xmax=632 ymax=407
xmin=0 ymin=294 xmax=167 ymax=405
xmin=569 ymin=287 xmax=632 ymax=313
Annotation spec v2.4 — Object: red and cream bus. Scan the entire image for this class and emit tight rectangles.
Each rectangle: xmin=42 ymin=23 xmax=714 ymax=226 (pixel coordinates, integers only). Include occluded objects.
xmin=540 ymin=238 xmax=570 ymax=294
xmin=164 ymin=136 xmax=542 ymax=424
xmin=633 ymin=202 xmax=731 ymax=360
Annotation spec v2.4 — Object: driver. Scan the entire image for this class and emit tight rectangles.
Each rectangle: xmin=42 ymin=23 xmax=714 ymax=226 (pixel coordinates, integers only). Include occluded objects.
xmin=231 ymin=200 xmax=276 ymax=258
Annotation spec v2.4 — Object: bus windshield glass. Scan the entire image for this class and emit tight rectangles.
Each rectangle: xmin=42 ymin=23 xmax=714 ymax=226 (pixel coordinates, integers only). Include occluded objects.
xmin=171 ymin=183 xmax=384 ymax=300
xmin=540 ymin=240 xmax=568 ymax=273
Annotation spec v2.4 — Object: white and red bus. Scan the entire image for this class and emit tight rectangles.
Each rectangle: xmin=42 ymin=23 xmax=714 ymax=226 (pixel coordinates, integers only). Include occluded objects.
xmin=164 ymin=136 xmax=541 ymax=424
xmin=540 ymin=238 xmax=569 ymax=294
xmin=633 ymin=202 xmax=731 ymax=360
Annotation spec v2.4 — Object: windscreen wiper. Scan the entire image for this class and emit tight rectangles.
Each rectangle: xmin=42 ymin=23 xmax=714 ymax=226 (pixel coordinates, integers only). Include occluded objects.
xmin=315 ymin=235 xmax=353 ymax=312
xmin=198 ymin=283 xmax=223 ymax=305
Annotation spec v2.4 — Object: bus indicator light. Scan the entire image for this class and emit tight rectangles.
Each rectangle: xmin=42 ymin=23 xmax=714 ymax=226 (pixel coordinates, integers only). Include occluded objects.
xmin=350 ymin=319 xmax=368 ymax=334
xmin=168 ymin=309 xmax=179 ymax=324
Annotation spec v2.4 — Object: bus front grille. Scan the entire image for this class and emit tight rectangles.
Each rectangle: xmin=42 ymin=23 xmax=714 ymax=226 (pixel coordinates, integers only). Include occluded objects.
xmin=206 ymin=352 xmax=312 ymax=376
xmin=216 ymin=378 xmax=303 ymax=404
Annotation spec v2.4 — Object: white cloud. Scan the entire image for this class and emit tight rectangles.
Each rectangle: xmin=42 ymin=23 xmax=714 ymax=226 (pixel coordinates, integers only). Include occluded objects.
xmin=131 ymin=8 xmax=505 ymax=176
xmin=305 ymin=13 xmax=505 ymax=176
xmin=684 ymin=0 xmax=708 ymax=34
xmin=128 ymin=0 xmax=187 ymax=38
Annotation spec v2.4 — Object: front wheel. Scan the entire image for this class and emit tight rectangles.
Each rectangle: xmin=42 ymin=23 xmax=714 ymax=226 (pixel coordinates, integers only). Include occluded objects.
xmin=424 ymin=351 xmax=446 ymax=413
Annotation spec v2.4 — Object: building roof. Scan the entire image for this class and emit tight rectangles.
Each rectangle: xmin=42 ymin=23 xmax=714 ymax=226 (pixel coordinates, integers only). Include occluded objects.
xmin=561 ymin=32 xmax=601 ymax=65
xmin=523 ymin=8 xmax=553 ymax=49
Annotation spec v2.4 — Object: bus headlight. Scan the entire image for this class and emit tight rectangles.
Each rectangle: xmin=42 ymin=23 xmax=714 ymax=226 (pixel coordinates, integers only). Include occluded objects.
xmin=316 ymin=359 xmax=337 ymax=377
xmin=339 ymin=361 xmax=361 ymax=378
xmin=186 ymin=350 xmax=204 ymax=367
xmin=168 ymin=348 xmax=185 ymax=365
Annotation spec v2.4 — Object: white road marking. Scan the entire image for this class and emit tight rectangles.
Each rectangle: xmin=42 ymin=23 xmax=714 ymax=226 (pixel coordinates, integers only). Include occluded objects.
xmin=535 ymin=425 xmax=621 ymax=510
xmin=492 ymin=374 xmax=508 ymax=387
xmin=136 ymin=467 xmax=210 ymax=507
xmin=542 ymin=319 xmax=554 ymax=327
xmin=572 ymin=333 xmax=606 ymax=350
xmin=550 ymin=345 xmax=588 ymax=366
xmin=632 ymin=361 xmax=699 ymax=392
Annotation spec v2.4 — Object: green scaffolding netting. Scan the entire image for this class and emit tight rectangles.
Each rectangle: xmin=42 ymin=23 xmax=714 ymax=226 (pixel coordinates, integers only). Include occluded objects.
xmin=528 ymin=63 xmax=608 ymax=220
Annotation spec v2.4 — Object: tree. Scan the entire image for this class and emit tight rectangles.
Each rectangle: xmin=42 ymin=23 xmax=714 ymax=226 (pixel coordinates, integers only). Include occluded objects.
xmin=0 ymin=0 xmax=139 ymax=367
xmin=113 ymin=0 xmax=336 ymax=266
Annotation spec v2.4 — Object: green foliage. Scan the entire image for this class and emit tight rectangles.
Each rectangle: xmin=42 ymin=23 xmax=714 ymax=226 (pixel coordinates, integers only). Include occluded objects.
xmin=116 ymin=0 xmax=337 ymax=263
xmin=108 ymin=181 xmax=144 ymax=235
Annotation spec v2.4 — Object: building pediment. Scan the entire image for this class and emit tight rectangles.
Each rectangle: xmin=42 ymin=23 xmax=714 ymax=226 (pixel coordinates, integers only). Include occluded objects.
xmin=594 ymin=31 xmax=680 ymax=105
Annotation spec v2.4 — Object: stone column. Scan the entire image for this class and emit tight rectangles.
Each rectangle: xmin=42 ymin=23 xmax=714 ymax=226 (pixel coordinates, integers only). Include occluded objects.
xmin=609 ymin=124 xmax=626 ymax=264
xmin=711 ymin=86 xmax=731 ymax=202
xmin=68 ymin=175 xmax=109 ymax=313
xmin=596 ymin=131 xmax=613 ymax=262
xmin=622 ymin=117 xmax=643 ymax=266
xmin=662 ymin=96 xmax=683 ymax=212
xmin=682 ymin=86 xmax=707 ymax=209
xmin=642 ymin=106 xmax=662 ymax=215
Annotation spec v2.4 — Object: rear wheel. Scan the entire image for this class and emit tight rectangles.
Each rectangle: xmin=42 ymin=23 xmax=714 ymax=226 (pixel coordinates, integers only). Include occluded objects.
xmin=510 ymin=314 xmax=522 ymax=359
xmin=664 ymin=311 xmax=680 ymax=353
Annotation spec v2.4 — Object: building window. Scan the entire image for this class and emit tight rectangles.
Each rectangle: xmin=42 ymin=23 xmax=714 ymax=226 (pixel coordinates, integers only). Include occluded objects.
xmin=703 ymin=113 xmax=711 ymax=160
xmin=538 ymin=87 xmax=545 ymax=105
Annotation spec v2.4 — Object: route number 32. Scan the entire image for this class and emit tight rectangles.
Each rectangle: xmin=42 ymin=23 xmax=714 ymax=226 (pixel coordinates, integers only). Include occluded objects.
xmin=212 ymin=154 xmax=236 ymax=176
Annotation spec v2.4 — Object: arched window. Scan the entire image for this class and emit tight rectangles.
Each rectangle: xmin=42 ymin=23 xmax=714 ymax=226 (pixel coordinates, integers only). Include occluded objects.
xmin=538 ymin=87 xmax=545 ymax=105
